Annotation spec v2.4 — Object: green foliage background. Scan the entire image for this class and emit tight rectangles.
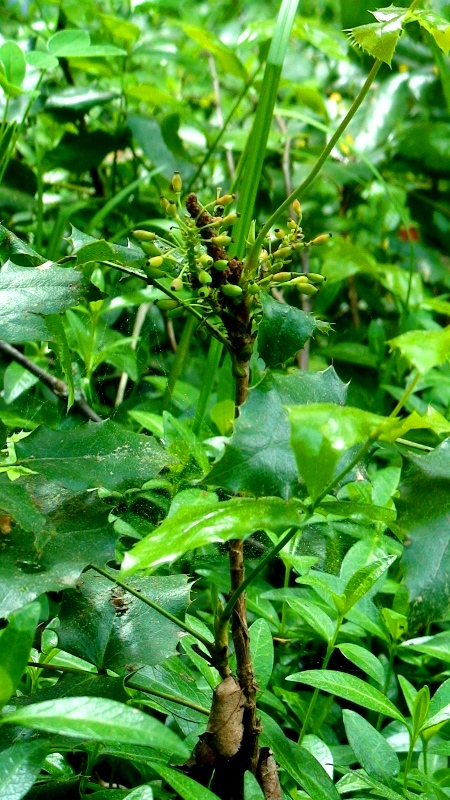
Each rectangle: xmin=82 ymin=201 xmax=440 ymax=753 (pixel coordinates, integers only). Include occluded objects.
xmin=1 ymin=0 xmax=450 ymax=798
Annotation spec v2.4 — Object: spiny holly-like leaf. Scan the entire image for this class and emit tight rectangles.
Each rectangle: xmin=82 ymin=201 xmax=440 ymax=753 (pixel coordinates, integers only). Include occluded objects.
xmin=347 ymin=6 xmax=407 ymax=66
xmin=412 ymin=9 xmax=450 ymax=55
xmin=206 ymin=367 xmax=347 ymax=499
xmin=258 ymin=292 xmax=327 ymax=368
xmin=15 ymin=419 xmax=170 ymax=492
xmin=389 ymin=326 xmax=450 ymax=374
xmin=57 ymin=570 xmax=191 ymax=673
xmin=0 ymin=479 xmax=118 ymax=617
xmin=0 ymin=260 xmax=83 ymax=344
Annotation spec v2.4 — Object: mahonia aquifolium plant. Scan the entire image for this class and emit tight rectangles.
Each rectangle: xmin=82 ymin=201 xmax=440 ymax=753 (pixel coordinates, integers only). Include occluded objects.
xmin=132 ymin=172 xmax=331 ymax=404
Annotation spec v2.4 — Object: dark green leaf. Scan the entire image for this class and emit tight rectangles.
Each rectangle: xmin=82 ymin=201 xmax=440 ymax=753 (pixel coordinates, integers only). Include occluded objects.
xmin=16 ymin=419 xmax=169 ymax=492
xmin=398 ymin=441 xmax=450 ymax=626
xmin=0 ymin=602 xmax=41 ymax=707
xmin=0 ymin=261 xmax=83 ymax=344
xmin=1 ymin=697 xmax=189 ymax=759
xmin=337 ymin=644 xmax=385 ymax=686
xmin=151 ymin=764 xmax=220 ymax=800
xmin=0 ymin=473 xmax=46 ymax=534
xmin=207 ymin=367 xmax=347 ymax=499
xmin=343 ymin=710 xmax=400 ymax=785
xmin=259 ymin=710 xmax=340 ymax=800
xmin=0 ymin=484 xmax=117 ymax=617
xmin=258 ymin=292 xmax=318 ymax=368
xmin=343 ymin=557 xmax=396 ymax=613
xmin=45 ymin=130 xmax=129 ymax=173
xmin=0 ymin=741 xmax=50 ymax=800
xmin=249 ymin=618 xmax=273 ymax=690
xmin=57 ymin=570 xmax=191 ymax=673
xmin=287 ymin=670 xmax=405 ymax=721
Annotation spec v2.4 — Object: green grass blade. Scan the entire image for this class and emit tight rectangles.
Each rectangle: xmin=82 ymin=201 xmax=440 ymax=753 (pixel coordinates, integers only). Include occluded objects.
xmin=231 ymin=0 xmax=300 ymax=258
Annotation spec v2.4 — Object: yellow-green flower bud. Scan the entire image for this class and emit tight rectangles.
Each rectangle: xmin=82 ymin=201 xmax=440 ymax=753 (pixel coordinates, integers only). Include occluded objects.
xmin=213 ymin=259 xmax=229 ymax=271
xmin=221 ymin=283 xmax=243 ymax=297
xmin=216 ymin=193 xmax=235 ymax=207
xmin=170 ymin=277 xmax=183 ymax=291
xmin=260 ymin=249 xmax=269 ymax=261
xmin=248 ymin=283 xmax=260 ymax=295
xmin=287 ymin=219 xmax=297 ymax=230
xmin=220 ymin=212 xmax=240 ymax=226
xmin=132 ymin=230 xmax=157 ymax=242
xmin=200 ymin=254 xmax=213 ymax=267
xmin=291 ymin=275 xmax=309 ymax=285
xmin=272 ymin=272 xmax=292 ymax=282
xmin=199 ymin=270 xmax=212 ymax=285
xmin=310 ymin=233 xmax=332 ymax=246
xmin=166 ymin=201 xmax=178 ymax=218
xmin=292 ymin=199 xmax=302 ymax=221
xmin=145 ymin=265 xmax=166 ymax=279
xmin=160 ymin=195 xmax=169 ymax=212
xmin=274 ymin=228 xmax=285 ymax=239
xmin=211 ymin=234 xmax=232 ymax=245
xmin=297 ymin=283 xmax=318 ymax=296
xmin=147 ymin=256 xmax=164 ymax=268
xmin=171 ymin=171 xmax=182 ymax=193
xmin=274 ymin=246 xmax=292 ymax=260
xmin=156 ymin=299 xmax=179 ymax=310
xmin=198 ymin=286 xmax=210 ymax=298
xmin=308 ymin=273 xmax=327 ymax=284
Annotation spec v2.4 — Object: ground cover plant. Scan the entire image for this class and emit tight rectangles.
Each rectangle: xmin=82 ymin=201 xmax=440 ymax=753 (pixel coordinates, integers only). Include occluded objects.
xmin=1 ymin=0 xmax=450 ymax=798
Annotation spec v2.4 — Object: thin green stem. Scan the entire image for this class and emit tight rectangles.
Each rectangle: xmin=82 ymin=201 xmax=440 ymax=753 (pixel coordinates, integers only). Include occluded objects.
xmin=192 ymin=336 xmax=223 ymax=436
xmin=162 ymin=314 xmax=197 ymax=412
xmin=376 ymin=645 xmax=396 ymax=731
xmin=187 ymin=66 xmax=259 ymax=193
xmin=35 ymin=148 xmax=44 ymax=253
xmin=89 ymin=564 xmax=214 ymax=653
xmin=220 ymin=522 xmax=307 ymax=624
xmin=280 ymin=562 xmax=292 ymax=637
xmin=421 ymin=735 xmax=428 ymax=776
xmin=298 ymin=618 xmax=342 ymax=743
xmin=27 ymin=661 xmax=92 ymax=675
xmin=246 ymin=59 xmax=382 ymax=274
xmin=126 ymin=679 xmax=209 ymax=715
xmin=403 ymin=732 xmax=416 ymax=790
xmin=389 ymin=371 xmax=420 ymax=418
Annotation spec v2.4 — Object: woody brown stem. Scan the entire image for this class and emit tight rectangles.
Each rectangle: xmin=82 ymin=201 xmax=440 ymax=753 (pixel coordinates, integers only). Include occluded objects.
xmin=229 ymin=538 xmax=261 ymax=775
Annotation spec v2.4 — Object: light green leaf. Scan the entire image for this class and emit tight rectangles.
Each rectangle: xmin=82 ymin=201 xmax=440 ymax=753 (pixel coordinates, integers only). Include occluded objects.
xmin=26 ymin=51 xmax=59 ymax=70
xmin=0 ymin=42 xmax=26 ymax=87
xmin=183 ymin=25 xmax=247 ymax=80
xmin=0 ymin=741 xmax=50 ymax=800
xmin=244 ymin=771 xmax=265 ymax=800
xmin=343 ymin=710 xmax=400 ymax=785
xmin=0 ymin=601 xmax=41 ymax=708
xmin=121 ymin=498 xmax=303 ymax=575
xmin=287 ymin=670 xmax=405 ymax=722
xmin=249 ymin=618 xmax=274 ymax=690
xmin=47 ymin=29 xmax=126 ymax=58
xmin=412 ymin=10 xmax=450 ymax=55
xmin=348 ymin=6 xmax=407 ymax=66
xmin=259 ymin=710 xmax=340 ymax=800
xmin=343 ymin=557 xmax=396 ymax=613
xmin=389 ymin=327 xmax=450 ymax=374
xmin=151 ymin=764 xmax=220 ymax=800
xmin=400 ymin=631 xmax=450 ymax=663
xmin=1 ymin=697 xmax=189 ymax=759
xmin=287 ymin=597 xmax=335 ymax=642
xmin=337 ymin=644 xmax=385 ymax=686
xmin=288 ymin=404 xmax=396 ymax=501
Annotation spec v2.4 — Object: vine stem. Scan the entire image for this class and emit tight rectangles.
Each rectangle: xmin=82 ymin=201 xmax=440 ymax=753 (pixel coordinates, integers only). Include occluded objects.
xmin=245 ymin=58 xmax=382 ymax=274
xmin=298 ymin=617 xmax=343 ymax=743
xmin=89 ymin=564 xmax=214 ymax=653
